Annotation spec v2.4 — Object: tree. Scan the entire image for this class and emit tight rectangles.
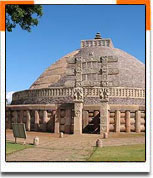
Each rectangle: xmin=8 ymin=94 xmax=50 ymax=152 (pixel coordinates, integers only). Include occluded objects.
xmin=6 ymin=5 xmax=43 ymax=32
xmin=6 ymin=98 xmax=8 ymax=104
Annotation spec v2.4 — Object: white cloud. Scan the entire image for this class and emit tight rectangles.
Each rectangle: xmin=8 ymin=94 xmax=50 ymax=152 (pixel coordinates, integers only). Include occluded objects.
xmin=6 ymin=91 xmax=15 ymax=104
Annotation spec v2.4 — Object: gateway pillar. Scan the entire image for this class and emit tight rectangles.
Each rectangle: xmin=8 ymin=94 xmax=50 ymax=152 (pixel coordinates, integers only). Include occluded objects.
xmin=100 ymin=102 xmax=109 ymax=135
xmin=74 ymin=102 xmax=83 ymax=134
xmin=99 ymin=88 xmax=109 ymax=136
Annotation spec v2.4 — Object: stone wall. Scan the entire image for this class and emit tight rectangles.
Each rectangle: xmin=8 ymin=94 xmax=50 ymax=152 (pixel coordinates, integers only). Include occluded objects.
xmin=6 ymin=105 xmax=57 ymax=132
xmin=6 ymin=104 xmax=145 ymax=134
xmin=82 ymin=104 xmax=145 ymax=133
xmin=109 ymin=110 xmax=145 ymax=132
xmin=6 ymin=104 xmax=74 ymax=134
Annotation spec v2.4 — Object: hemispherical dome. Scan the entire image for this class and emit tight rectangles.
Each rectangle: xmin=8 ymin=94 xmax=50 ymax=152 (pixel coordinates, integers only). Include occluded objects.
xmin=12 ymin=33 xmax=145 ymax=106
xmin=30 ymin=45 xmax=145 ymax=90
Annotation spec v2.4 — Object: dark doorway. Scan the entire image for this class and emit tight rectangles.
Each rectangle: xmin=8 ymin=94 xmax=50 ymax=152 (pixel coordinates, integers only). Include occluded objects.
xmin=82 ymin=110 xmax=100 ymax=134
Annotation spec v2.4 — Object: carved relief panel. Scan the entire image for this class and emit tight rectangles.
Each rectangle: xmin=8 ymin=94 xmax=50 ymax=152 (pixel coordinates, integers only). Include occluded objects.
xmin=66 ymin=54 xmax=119 ymax=88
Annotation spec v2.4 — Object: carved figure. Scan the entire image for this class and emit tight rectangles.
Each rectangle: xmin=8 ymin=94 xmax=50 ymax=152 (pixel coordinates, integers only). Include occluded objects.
xmin=75 ymin=110 xmax=80 ymax=117
xmin=99 ymin=88 xmax=109 ymax=101
xmin=73 ymin=87 xmax=83 ymax=101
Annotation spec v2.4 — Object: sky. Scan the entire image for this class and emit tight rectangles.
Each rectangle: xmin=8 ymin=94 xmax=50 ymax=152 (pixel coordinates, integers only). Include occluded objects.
xmin=6 ymin=4 xmax=145 ymax=93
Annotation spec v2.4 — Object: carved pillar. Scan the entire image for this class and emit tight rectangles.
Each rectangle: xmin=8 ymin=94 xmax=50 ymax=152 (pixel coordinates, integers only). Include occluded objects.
xmin=74 ymin=102 xmax=83 ymax=134
xmin=125 ymin=111 xmax=130 ymax=133
xmin=115 ymin=110 xmax=120 ymax=133
xmin=65 ymin=108 xmax=71 ymax=134
xmin=53 ymin=110 xmax=59 ymax=134
xmin=34 ymin=110 xmax=39 ymax=131
xmin=100 ymin=102 xmax=109 ymax=135
xmin=26 ymin=110 xmax=31 ymax=131
xmin=42 ymin=110 xmax=48 ymax=132
xmin=7 ymin=110 xmax=11 ymax=129
xmin=75 ymin=57 xmax=82 ymax=87
xmin=136 ymin=110 xmax=141 ymax=133
xmin=12 ymin=110 xmax=18 ymax=123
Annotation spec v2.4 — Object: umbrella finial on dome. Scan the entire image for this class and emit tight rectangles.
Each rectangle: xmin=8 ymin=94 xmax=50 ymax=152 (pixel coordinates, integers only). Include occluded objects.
xmin=94 ymin=32 xmax=102 ymax=39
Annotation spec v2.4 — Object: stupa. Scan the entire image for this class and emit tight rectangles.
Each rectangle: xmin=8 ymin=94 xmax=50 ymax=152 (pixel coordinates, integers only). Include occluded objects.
xmin=6 ymin=33 xmax=145 ymax=135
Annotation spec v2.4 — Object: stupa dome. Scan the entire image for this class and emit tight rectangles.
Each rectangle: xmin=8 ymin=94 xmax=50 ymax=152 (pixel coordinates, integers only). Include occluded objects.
xmin=8 ymin=33 xmax=146 ymax=135
xmin=30 ymin=43 xmax=145 ymax=90
xmin=12 ymin=33 xmax=145 ymax=106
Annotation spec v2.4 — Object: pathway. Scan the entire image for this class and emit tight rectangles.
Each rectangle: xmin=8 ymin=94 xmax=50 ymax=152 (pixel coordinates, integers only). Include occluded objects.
xmin=6 ymin=130 xmax=145 ymax=161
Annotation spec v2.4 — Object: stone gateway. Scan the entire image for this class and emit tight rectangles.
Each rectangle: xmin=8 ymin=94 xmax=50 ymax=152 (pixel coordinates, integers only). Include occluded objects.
xmin=6 ymin=33 xmax=145 ymax=135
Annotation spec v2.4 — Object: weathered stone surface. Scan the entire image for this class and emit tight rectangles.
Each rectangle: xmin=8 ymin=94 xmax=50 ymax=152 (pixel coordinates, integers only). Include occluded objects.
xmin=27 ymin=36 xmax=144 ymax=92
xmin=54 ymin=110 xmax=59 ymax=134
xmin=26 ymin=110 xmax=31 ymax=131
xmin=125 ymin=111 xmax=130 ymax=133
xmin=115 ymin=110 xmax=120 ymax=133
xmin=136 ymin=111 xmax=141 ymax=133
xmin=33 ymin=137 xmax=39 ymax=146
xmin=59 ymin=132 xmax=64 ymax=138
xmin=100 ymin=102 xmax=109 ymax=134
xmin=8 ymin=34 xmax=145 ymax=135
xmin=96 ymin=139 xmax=103 ymax=147
xmin=64 ymin=81 xmax=75 ymax=87
xmin=30 ymin=50 xmax=79 ymax=89
xmin=74 ymin=103 xmax=83 ymax=134
xmin=34 ymin=110 xmax=39 ymax=131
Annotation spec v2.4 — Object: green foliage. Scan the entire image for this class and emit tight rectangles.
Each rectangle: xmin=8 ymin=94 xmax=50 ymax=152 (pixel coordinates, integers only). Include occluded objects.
xmin=6 ymin=5 xmax=43 ymax=32
xmin=6 ymin=141 xmax=33 ymax=154
xmin=87 ymin=144 xmax=145 ymax=162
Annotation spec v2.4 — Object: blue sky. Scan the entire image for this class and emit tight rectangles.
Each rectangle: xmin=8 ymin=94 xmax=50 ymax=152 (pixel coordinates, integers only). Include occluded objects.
xmin=6 ymin=5 xmax=145 ymax=93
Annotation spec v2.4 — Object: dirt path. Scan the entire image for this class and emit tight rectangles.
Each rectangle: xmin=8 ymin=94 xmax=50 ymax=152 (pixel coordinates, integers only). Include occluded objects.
xmin=6 ymin=130 xmax=145 ymax=161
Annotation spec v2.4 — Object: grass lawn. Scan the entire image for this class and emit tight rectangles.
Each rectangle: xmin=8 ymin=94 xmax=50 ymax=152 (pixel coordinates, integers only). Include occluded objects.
xmin=6 ymin=141 xmax=33 ymax=155
xmin=88 ymin=144 xmax=145 ymax=162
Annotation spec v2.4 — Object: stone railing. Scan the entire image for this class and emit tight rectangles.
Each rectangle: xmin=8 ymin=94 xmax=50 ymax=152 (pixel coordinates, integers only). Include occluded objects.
xmin=12 ymin=87 xmax=145 ymax=102
xmin=81 ymin=39 xmax=114 ymax=48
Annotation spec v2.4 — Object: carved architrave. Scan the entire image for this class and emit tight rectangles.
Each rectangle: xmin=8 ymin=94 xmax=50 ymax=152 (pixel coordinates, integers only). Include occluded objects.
xmin=82 ymin=57 xmax=100 ymax=63
xmin=76 ymin=64 xmax=82 ymax=73
xmin=73 ymin=87 xmax=83 ymax=102
xmin=107 ymin=56 xmax=118 ymax=63
xmin=102 ymin=73 xmax=107 ymax=80
xmin=101 ymin=56 xmax=108 ymax=64
xmin=67 ymin=57 xmax=76 ymax=64
xmin=66 ymin=69 xmax=75 ymax=76
xmin=81 ymin=80 xmax=101 ymax=87
xmin=99 ymin=88 xmax=109 ymax=102
xmin=82 ymin=68 xmax=99 ymax=74
xmin=75 ymin=57 xmax=82 ymax=62
xmin=108 ymin=68 xmax=119 ymax=75
xmin=100 ymin=56 xmax=108 ymax=87
xmin=76 ymin=73 xmax=82 ymax=81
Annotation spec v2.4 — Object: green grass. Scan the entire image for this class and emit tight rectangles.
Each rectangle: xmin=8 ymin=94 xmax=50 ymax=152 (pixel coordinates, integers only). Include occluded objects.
xmin=6 ymin=141 xmax=33 ymax=155
xmin=87 ymin=144 xmax=145 ymax=162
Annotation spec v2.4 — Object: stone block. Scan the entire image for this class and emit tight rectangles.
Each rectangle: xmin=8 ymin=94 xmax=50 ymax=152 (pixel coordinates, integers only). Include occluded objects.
xmin=96 ymin=139 xmax=103 ymax=147
xmin=59 ymin=132 xmax=64 ymax=138
xmin=33 ymin=137 xmax=39 ymax=146
xmin=104 ymin=132 xmax=108 ymax=139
